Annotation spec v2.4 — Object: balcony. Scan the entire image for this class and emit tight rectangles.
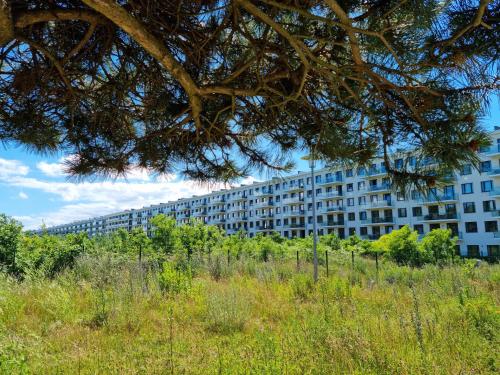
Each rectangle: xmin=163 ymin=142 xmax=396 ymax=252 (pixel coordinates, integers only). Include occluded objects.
xmin=488 ymin=168 xmax=500 ymax=178
xmin=318 ymin=176 xmax=343 ymax=185
xmin=419 ymin=194 xmax=457 ymax=204
xmin=324 ymin=220 xmax=345 ymax=227
xmin=367 ymin=200 xmax=393 ymax=209
xmin=489 ymin=189 xmax=500 ymax=198
xmin=284 ymin=223 xmax=305 ymax=229
xmin=318 ymin=191 xmax=343 ymax=199
xmin=256 ymin=225 xmax=274 ymax=231
xmin=283 ymin=209 xmax=306 ymax=217
xmin=480 ymin=144 xmax=500 ymax=156
xmin=288 ymin=182 xmax=305 ymax=192
xmin=282 ymin=196 xmax=305 ymax=205
xmin=420 ymin=213 xmax=459 ymax=222
xmin=361 ymin=217 xmax=395 ymax=225
xmin=254 ymin=200 xmax=274 ymax=208
xmin=368 ymin=184 xmax=391 ymax=192
xmin=366 ymin=168 xmax=388 ymax=177
xmin=322 ymin=205 xmax=345 ymax=213
xmin=233 ymin=194 xmax=248 ymax=201
xmin=259 ymin=213 xmax=274 ymax=219
xmin=255 ymin=189 xmax=274 ymax=197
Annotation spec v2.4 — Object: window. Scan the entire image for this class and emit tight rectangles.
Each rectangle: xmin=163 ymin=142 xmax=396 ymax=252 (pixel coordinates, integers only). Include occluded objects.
xmin=467 ymin=245 xmax=480 ymax=258
xmin=484 ymin=221 xmax=498 ymax=232
xmin=346 ymin=168 xmax=353 ymax=177
xmin=357 ymin=196 xmax=366 ymax=206
xmin=488 ymin=245 xmax=500 ymax=259
xmin=359 ymin=211 xmax=367 ymax=220
xmin=397 ymin=192 xmax=406 ymax=201
xmin=465 ymin=222 xmax=478 ymax=233
xmin=411 ymin=190 xmax=421 ymax=200
xmin=348 ymin=228 xmax=356 ymax=236
xmin=315 ymin=175 xmax=321 ymax=183
xmin=347 ymin=183 xmax=353 ymax=192
xmin=414 ymin=224 xmax=424 ymax=235
xmin=347 ymin=198 xmax=354 ymax=206
xmin=443 ymin=185 xmax=455 ymax=198
xmin=412 ymin=207 xmax=422 ymax=217
xmin=483 ymin=200 xmax=496 ymax=212
xmin=461 ymin=183 xmax=473 ymax=194
xmin=360 ymin=227 xmax=368 ymax=235
xmin=461 ymin=164 xmax=472 ymax=175
xmin=463 ymin=202 xmax=476 ymax=213
xmin=480 ymin=160 xmax=492 ymax=173
xmin=480 ymin=180 xmax=493 ymax=193
xmin=398 ymin=208 xmax=407 ymax=217
xmin=358 ymin=181 xmax=365 ymax=190
xmin=395 ymin=158 xmax=404 ymax=169
xmin=348 ymin=212 xmax=355 ymax=221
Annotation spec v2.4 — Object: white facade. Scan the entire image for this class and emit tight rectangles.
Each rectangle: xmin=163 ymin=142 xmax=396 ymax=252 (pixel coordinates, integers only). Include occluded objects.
xmin=39 ymin=129 xmax=500 ymax=258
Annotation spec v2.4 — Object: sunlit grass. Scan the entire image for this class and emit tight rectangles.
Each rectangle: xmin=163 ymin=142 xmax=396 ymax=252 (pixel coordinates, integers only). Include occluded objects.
xmin=0 ymin=254 xmax=498 ymax=374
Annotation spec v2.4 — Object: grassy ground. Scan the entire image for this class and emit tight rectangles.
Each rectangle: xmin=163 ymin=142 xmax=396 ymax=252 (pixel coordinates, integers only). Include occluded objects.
xmin=0 ymin=253 xmax=499 ymax=374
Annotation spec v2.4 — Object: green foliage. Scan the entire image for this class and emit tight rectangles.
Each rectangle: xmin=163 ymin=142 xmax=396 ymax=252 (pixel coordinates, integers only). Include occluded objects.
xmin=419 ymin=229 xmax=458 ymax=265
xmin=150 ymin=215 xmax=180 ymax=255
xmin=16 ymin=233 xmax=83 ymax=278
xmin=0 ymin=214 xmax=22 ymax=274
xmin=376 ymin=226 xmax=425 ymax=266
xmin=158 ymin=262 xmax=192 ymax=294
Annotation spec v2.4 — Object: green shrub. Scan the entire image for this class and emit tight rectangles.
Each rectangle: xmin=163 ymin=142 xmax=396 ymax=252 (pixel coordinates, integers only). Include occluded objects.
xmin=158 ymin=262 xmax=192 ymax=294
xmin=419 ymin=229 xmax=457 ymax=265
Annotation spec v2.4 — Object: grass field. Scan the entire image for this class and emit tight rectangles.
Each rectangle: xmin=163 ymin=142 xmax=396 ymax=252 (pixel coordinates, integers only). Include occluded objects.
xmin=1 ymin=253 xmax=499 ymax=374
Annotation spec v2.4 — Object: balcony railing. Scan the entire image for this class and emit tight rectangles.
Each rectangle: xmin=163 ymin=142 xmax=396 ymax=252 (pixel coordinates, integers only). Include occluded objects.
xmin=419 ymin=194 xmax=457 ymax=203
xmin=284 ymin=223 xmax=305 ymax=228
xmin=318 ymin=191 xmax=343 ymax=199
xmin=284 ymin=209 xmax=306 ymax=216
xmin=322 ymin=205 xmax=345 ymax=213
xmin=489 ymin=189 xmax=500 ymax=197
xmin=288 ymin=182 xmax=305 ymax=190
xmin=256 ymin=225 xmax=274 ymax=230
xmin=491 ymin=210 xmax=500 ymax=218
xmin=480 ymin=144 xmax=500 ymax=155
xmin=369 ymin=200 xmax=392 ymax=208
xmin=318 ymin=176 xmax=343 ymax=184
xmin=362 ymin=217 xmax=394 ymax=224
xmin=255 ymin=189 xmax=274 ymax=197
xmin=488 ymin=168 xmax=500 ymax=177
xmin=282 ymin=196 xmax=305 ymax=204
xmin=368 ymin=184 xmax=391 ymax=192
xmin=422 ymin=213 xmax=459 ymax=221
xmin=367 ymin=167 xmax=387 ymax=176
xmin=255 ymin=200 xmax=274 ymax=208
xmin=325 ymin=220 xmax=345 ymax=226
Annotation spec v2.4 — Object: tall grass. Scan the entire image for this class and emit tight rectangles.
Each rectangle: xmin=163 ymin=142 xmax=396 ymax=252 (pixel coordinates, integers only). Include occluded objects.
xmin=0 ymin=254 xmax=498 ymax=374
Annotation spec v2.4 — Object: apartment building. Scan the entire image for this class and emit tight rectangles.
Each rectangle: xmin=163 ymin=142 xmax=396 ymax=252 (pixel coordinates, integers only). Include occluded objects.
xmin=39 ymin=128 xmax=500 ymax=258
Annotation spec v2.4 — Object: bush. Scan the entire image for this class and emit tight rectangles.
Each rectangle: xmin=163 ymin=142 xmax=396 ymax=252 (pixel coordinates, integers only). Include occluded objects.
xmin=376 ymin=226 xmax=426 ymax=267
xmin=158 ymin=262 xmax=192 ymax=294
xmin=0 ymin=214 xmax=23 ymax=275
xmin=419 ymin=229 xmax=457 ymax=265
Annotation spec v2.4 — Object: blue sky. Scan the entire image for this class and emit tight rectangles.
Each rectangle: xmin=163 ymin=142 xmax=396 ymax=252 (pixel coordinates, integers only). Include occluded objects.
xmin=1 ymin=101 xmax=498 ymax=230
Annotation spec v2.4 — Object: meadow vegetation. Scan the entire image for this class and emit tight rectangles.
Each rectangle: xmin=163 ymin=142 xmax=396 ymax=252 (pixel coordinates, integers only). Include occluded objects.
xmin=0 ymin=213 xmax=498 ymax=374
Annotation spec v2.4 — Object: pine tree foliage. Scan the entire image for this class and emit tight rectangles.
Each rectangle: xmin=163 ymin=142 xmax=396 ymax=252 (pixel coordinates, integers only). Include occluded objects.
xmin=0 ymin=0 xmax=498 ymax=185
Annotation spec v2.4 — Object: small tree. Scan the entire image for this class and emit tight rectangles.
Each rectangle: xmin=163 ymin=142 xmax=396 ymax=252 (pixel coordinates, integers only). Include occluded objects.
xmin=419 ymin=229 xmax=457 ymax=265
xmin=0 ymin=214 xmax=23 ymax=275
xmin=150 ymin=215 xmax=180 ymax=255
xmin=378 ymin=226 xmax=423 ymax=267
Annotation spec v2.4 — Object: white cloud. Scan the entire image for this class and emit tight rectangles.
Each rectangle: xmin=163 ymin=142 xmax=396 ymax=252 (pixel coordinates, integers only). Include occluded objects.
xmin=36 ymin=160 xmax=66 ymax=177
xmin=1 ymin=156 xmax=261 ymax=230
xmin=0 ymin=158 xmax=30 ymax=179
